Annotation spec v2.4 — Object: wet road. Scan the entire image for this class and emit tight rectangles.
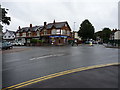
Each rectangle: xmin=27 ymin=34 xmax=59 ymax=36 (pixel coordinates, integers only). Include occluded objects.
xmin=2 ymin=45 xmax=119 ymax=88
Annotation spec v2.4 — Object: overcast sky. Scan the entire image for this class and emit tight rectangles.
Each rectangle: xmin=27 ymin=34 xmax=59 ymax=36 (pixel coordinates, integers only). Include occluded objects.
xmin=1 ymin=0 xmax=119 ymax=32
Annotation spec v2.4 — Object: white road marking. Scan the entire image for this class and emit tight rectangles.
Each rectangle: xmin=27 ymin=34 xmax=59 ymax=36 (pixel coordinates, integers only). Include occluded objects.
xmin=29 ymin=54 xmax=64 ymax=61
xmin=29 ymin=58 xmax=36 ymax=61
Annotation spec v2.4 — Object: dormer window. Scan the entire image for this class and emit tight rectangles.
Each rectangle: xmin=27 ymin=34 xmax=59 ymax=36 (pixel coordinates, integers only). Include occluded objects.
xmin=44 ymin=30 xmax=47 ymax=35
xmin=28 ymin=31 xmax=31 ymax=37
xmin=37 ymin=31 xmax=40 ymax=36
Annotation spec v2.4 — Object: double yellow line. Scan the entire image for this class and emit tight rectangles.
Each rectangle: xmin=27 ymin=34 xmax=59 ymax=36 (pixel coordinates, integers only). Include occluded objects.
xmin=2 ymin=62 xmax=120 ymax=90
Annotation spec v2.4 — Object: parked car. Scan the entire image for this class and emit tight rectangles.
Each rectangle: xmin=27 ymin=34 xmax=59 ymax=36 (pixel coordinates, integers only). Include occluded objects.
xmin=85 ymin=41 xmax=90 ymax=44
xmin=2 ymin=42 xmax=13 ymax=50
xmin=11 ymin=42 xmax=18 ymax=46
xmin=12 ymin=42 xmax=24 ymax=46
xmin=18 ymin=42 xmax=24 ymax=46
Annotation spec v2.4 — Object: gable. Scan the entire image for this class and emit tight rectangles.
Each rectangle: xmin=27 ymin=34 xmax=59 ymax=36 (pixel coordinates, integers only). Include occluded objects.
xmin=43 ymin=21 xmax=71 ymax=31
xmin=4 ymin=31 xmax=11 ymax=37
xmin=3 ymin=30 xmax=15 ymax=39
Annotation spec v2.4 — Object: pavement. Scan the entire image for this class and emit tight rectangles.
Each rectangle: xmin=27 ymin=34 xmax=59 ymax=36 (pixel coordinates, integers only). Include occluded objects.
xmin=0 ymin=46 xmax=31 ymax=54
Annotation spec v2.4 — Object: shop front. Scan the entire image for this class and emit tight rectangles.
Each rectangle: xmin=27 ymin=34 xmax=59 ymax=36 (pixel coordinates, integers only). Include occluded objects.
xmin=49 ymin=36 xmax=68 ymax=45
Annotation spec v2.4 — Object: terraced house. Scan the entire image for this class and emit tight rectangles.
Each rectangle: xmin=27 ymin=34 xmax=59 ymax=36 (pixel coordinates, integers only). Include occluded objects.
xmin=41 ymin=20 xmax=72 ymax=45
xmin=16 ymin=24 xmax=43 ymax=45
xmin=16 ymin=20 xmax=72 ymax=46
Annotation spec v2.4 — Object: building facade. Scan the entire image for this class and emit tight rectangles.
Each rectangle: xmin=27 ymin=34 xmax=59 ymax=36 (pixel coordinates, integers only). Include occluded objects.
xmin=110 ymin=29 xmax=120 ymax=40
xmin=73 ymin=31 xmax=81 ymax=40
xmin=114 ymin=30 xmax=120 ymax=40
xmin=40 ymin=20 xmax=72 ymax=45
xmin=16 ymin=24 xmax=43 ymax=45
xmin=3 ymin=29 xmax=16 ymax=42
xmin=16 ymin=20 xmax=72 ymax=46
xmin=109 ymin=29 xmax=120 ymax=46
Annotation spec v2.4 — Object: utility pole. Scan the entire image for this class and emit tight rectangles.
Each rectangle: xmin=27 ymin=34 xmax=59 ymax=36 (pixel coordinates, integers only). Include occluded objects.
xmin=72 ymin=22 xmax=76 ymax=40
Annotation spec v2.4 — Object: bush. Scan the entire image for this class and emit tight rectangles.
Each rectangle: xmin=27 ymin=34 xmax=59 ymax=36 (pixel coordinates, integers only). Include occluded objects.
xmin=41 ymin=40 xmax=45 ymax=43
xmin=30 ymin=39 xmax=37 ymax=44
xmin=37 ymin=40 xmax=42 ymax=43
xmin=30 ymin=39 xmax=42 ymax=44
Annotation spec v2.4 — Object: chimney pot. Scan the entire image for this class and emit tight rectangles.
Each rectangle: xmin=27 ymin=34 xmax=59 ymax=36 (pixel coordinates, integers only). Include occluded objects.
xmin=30 ymin=24 xmax=32 ymax=28
xmin=44 ymin=22 xmax=47 ymax=26
xmin=53 ymin=20 xmax=55 ymax=23
xmin=18 ymin=26 xmax=21 ymax=30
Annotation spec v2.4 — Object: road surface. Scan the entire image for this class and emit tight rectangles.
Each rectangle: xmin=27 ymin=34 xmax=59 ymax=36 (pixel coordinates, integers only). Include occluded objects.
xmin=2 ymin=45 xmax=119 ymax=88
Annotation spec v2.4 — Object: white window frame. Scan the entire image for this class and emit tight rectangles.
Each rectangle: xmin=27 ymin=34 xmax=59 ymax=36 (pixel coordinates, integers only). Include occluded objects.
xmin=56 ymin=29 xmax=60 ymax=34
xmin=52 ymin=29 xmax=56 ymax=34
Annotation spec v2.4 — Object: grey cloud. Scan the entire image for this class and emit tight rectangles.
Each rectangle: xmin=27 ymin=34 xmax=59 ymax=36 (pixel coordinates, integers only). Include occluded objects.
xmin=1 ymin=1 xmax=119 ymax=32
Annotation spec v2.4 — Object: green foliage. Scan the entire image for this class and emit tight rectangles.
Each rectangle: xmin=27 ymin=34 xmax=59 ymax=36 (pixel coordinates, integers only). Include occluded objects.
xmin=94 ymin=31 xmax=102 ymax=40
xmin=41 ymin=40 xmax=45 ymax=43
xmin=30 ymin=39 xmax=42 ymax=44
xmin=95 ymin=28 xmax=112 ymax=43
xmin=78 ymin=19 xmax=95 ymax=40
xmin=0 ymin=5 xmax=11 ymax=25
xmin=102 ymin=28 xmax=111 ymax=43
xmin=30 ymin=39 xmax=37 ymax=44
xmin=37 ymin=40 xmax=42 ymax=43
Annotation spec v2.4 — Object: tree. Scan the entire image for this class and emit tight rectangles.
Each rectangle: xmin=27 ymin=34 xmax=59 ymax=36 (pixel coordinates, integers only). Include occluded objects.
xmin=94 ymin=31 xmax=103 ymax=40
xmin=0 ymin=5 xmax=11 ymax=25
xmin=102 ymin=28 xmax=111 ymax=43
xmin=94 ymin=28 xmax=112 ymax=43
xmin=78 ymin=19 xmax=95 ymax=41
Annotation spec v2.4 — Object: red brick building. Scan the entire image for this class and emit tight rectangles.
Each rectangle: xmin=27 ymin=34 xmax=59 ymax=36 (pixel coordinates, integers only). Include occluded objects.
xmin=41 ymin=20 xmax=72 ymax=45
xmin=16 ymin=20 xmax=72 ymax=45
xmin=16 ymin=24 xmax=43 ymax=45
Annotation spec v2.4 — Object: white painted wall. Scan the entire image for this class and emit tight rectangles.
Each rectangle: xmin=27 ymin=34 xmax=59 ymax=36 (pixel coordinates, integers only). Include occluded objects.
xmin=3 ymin=31 xmax=15 ymax=39
xmin=22 ymin=32 xmax=26 ymax=37
xmin=37 ymin=31 xmax=40 ymax=36
xmin=74 ymin=32 xmax=81 ymax=40
xmin=114 ymin=31 xmax=120 ymax=40
xmin=16 ymin=33 xmax=19 ymax=37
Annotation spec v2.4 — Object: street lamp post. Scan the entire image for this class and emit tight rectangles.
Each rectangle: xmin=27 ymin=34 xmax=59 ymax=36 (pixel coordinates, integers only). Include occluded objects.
xmin=74 ymin=22 xmax=76 ymax=31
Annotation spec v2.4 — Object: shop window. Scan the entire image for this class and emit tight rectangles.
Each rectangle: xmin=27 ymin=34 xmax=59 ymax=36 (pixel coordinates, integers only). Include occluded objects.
xmin=59 ymin=39 xmax=61 ymax=43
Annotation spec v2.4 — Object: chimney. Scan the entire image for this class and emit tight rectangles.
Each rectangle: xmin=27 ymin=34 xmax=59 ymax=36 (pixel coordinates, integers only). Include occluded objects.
xmin=30 ymin=24 xmax=32 ymax=28
xmin=18 ymin=26 xmax=21 ymax=30
xmin=44 ymin=22 xmax=47 ymax=26
xmin=53 ymin=20 xmax=55 ymax=23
